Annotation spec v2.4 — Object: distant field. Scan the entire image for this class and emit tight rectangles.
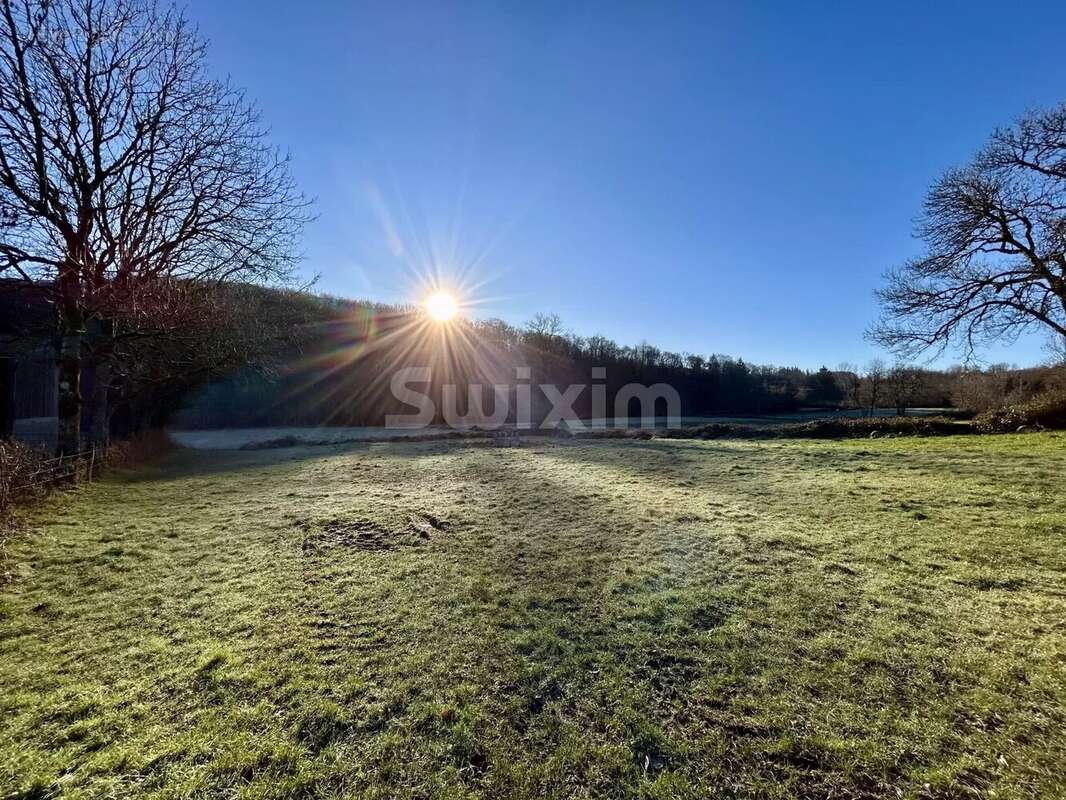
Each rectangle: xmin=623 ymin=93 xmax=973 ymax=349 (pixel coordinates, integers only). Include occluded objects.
xmin=2 ymin=434 xmax=1064 ymax=798
xmin=169 ymin=409 xmax=953 ymax=450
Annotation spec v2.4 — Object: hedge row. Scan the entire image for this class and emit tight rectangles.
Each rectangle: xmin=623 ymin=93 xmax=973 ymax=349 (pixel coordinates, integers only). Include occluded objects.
xmin=0 ymin=440 xmax=51 ymax=517
xmin=650 ymin=415 xmax=970 ymax=441
xmin=974 ymin=392 xmax=1066 ymax=433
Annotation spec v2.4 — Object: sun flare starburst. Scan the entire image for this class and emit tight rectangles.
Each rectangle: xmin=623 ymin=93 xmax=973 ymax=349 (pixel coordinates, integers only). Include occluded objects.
xmin=425 ymin=290 xmax=459 ymax=322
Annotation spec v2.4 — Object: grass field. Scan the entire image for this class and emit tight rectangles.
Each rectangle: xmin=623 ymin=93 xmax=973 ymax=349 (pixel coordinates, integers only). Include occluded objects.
xmin=2 ymin=434 xmax=1065 ymax=799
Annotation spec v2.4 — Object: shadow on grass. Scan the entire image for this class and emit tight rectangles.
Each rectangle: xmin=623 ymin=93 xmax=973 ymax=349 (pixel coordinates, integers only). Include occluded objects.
xmin=117 ymin=436 xmax=498 ymax=482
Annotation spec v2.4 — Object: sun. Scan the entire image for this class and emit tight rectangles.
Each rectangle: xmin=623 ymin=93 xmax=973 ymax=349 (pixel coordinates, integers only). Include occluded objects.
xmin=425 ymin=290 xmax=459 ymax=322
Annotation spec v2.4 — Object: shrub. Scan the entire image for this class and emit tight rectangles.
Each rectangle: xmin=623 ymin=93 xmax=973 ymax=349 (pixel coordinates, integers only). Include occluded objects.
xmin=778 ymin=416 xmax=967 ymax=439
xmin=105 ymin=430 xmax=174 ymax=466
xmin=2 ymin=431 xmax=169 ymax=525
xmin=656 ymin=415 xmax=969 ymax=441
xmin=0 ymin=440 xmax=50 ymax=517
xmin=974 ymin=392 xmax=1066 ymax=433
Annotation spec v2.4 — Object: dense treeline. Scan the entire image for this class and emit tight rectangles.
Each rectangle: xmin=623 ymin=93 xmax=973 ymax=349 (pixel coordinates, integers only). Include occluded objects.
xmin=170 ymin=293 xmax=1061 ymax=430
xmin=8 ymin=277 xmax=1062 ymax=436
xmin=173 ymin=299 xmax=842 ymax=428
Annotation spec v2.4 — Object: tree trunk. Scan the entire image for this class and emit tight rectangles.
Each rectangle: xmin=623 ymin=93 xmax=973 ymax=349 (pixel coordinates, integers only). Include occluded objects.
xmin=89 ymin=360 xmax=111 ymax=448
xmin=55 ymin=308 xmax=84 ymax=457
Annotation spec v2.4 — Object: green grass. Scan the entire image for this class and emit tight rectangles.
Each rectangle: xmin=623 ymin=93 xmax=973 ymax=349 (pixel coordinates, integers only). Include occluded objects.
xmin=2 ymin=433 xmax=1065 ymax=799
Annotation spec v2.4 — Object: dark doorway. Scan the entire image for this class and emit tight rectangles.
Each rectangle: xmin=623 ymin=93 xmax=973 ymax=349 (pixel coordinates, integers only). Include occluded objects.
xmin=0 ymin=358 xmax=15 ymax=439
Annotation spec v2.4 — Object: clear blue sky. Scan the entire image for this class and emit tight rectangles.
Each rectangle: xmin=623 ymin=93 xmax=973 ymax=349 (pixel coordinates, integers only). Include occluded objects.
xmin=187 ymin=0 xmax=1066 ymax=369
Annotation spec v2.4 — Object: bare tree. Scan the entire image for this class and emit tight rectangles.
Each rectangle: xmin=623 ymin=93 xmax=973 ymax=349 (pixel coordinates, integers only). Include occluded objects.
xmin=886 ymin=364 xmax=924 ymax=416
xmin=871 ymin=103 xmax=1066 ymax=360
xmin=859 ymin=358 xmax=886 ymax=417
xmin=836 ymin=362 xmax=862 ymax=409
xmin=659 ymin=350 xmax=683 ymax=370
xmin=1046 ymin=335 xmax=1066 ymax=367
xmin=524 ymin=312 xmax=565 ymax=339
xmin=0 ymin=0 xmax=307 ymax=453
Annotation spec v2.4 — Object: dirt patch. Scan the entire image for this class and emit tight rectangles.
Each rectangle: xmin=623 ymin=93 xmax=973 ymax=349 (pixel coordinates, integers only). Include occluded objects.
xmin=302 ymin=519 xmax=398 ymax=553
xmin=300 ymin=513 xmax=452 ymax=554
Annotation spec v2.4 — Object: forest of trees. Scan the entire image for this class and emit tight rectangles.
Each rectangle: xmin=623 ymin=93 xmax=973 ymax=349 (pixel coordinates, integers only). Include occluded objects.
xmin=167 ymin=294 xmax=1064 ymax=430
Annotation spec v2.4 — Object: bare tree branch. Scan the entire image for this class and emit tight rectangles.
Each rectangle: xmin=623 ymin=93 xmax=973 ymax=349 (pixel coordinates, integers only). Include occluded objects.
xmin=0 ymin=0 xmax=309 ymax=453
xmin=870 ymin=103 xmax=1066 ymax=359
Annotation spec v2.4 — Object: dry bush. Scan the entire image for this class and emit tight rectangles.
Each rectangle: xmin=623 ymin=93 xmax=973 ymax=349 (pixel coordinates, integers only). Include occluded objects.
xmin=105 ymin=430 xmax=174 ymax=468
xmin=780 ymin=416 xmax=968 ymax=438
xmin=2 ymin=430 xmax=170 ymax=527
xmin=0 ymin=440 xmax=50 ymax=518
xmin=974 ymin=392 xmax=1066 ymax=433
xmin=952 ymin=365 xmax=1066 ymax=413
xmin=657 ymin=416 xmax=970 ymax=441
